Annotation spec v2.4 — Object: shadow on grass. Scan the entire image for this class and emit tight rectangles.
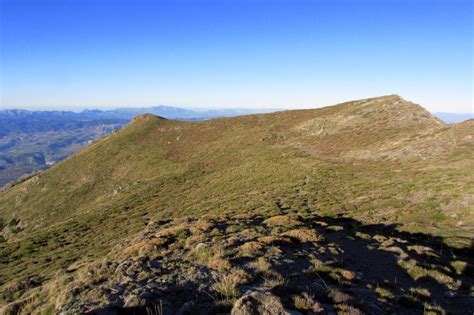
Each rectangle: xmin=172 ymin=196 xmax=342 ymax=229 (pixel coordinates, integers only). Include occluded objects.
xmin=86 ymin=213 xmax=473 ymax=315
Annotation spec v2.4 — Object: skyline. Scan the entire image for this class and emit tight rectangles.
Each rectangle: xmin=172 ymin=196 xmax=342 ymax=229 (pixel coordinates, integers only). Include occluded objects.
xmin=1 ymin=0 xmax=473 ymax=113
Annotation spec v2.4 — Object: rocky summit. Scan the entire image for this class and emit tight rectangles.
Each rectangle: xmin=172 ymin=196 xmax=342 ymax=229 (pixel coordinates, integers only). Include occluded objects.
xmin=0 ymin=95 xmax=473 ymax=314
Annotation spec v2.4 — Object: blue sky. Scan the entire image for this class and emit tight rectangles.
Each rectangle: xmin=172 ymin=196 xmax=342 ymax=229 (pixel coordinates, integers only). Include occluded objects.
xmin=0 ymin=0 xmax=472 ymax=112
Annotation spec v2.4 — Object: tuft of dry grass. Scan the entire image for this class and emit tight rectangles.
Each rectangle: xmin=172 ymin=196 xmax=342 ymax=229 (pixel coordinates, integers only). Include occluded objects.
xmin=374 ymin=285 xmax=393 ymax=299
xmin=212 ymin=274 xmax=239 ymax=302
xmin=292 ymin=292 xmax=323 ymax=313
xmin=450 ymin=260 xmax=468 ymax=275
xmin=184 ymin=234 xmax=207 ymax=247
xmin=249 ymin=257 xmax=272 ymax=274
xmin=228 ymin=268 xmax=252 ymax=285
xmin=282 ymin=228 xmax=323 ymax=242
xmin=263 ymin=215 xmax=302 ymax=227
xmin=156 ymin=225 xmax=189 ymax=238
xmin=340 ymin=269 xmax=356 ymax=281
xmin=398 ymin=259 xmax=460 ymax=290
xmin=262 ymin=272 xmax=286 ymax=289
xmin=257 ymin=235 xmax=292 ymax=244
xmin=189 ymin=219 xmax=213 ymax=234
xmin=239 ymin=228 xmax=259 ymax=238
xmin=233 ymin=213 xmax=255 ymax=220
xmin=336 ymin=303 xmax=363 ymax=315
xmin=410 ymin=287 xmax=431 ymax=297
xmin=207 ymin=258 xmax=232 ymax=272
xmin=239 ymin=241 xmax=264 ymax=257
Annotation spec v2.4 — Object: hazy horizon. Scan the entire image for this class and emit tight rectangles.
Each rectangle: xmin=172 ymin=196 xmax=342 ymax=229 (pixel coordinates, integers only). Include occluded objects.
xmin=1 ymin=0 xmax=473 ymax=113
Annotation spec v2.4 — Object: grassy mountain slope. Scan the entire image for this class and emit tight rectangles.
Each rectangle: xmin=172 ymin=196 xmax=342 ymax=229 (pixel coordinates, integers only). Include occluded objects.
xmin=0 ymin=95 xmax=473 ymax=313
xmin=0 ymin=107 xmax=277 ymax=189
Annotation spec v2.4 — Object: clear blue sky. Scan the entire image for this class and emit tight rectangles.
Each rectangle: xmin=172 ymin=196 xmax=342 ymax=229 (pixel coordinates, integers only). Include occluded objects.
xmin=0 ymin=0 xmax=472 ymax=112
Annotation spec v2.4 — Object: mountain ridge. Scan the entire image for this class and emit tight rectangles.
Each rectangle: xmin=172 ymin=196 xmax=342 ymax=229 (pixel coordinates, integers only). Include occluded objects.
xmin=0 ymin=106 xmax=279 ymax=188
xmin=0 ymin=95 xmax=473 ymax=314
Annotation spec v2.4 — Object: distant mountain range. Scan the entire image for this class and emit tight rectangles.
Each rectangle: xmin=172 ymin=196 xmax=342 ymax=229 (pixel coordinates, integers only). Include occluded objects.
xmin=433 ymin=112 xmax=473 ymax=124
xmin=0 ymin=105 xmax=279 ymax=123
xmin=0 ymin=106 xmax=279 ymax=188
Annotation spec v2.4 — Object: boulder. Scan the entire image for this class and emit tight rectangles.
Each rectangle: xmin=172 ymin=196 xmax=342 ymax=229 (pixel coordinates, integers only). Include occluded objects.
xmin=231 ymin=288 xmax=291 ymax=315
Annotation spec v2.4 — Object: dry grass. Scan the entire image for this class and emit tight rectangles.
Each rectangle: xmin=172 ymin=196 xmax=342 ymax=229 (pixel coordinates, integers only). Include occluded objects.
xmin=239 ymin=241 xmax=263 ymax=257
xmin=207 ymin=258 xmax=232 ymax=272
xmin=410 ymin=287 xmax=431 ymax=297
xmin=122 ymin=237 xmax=167 ymax=257
xmin=340 ymin=269 xmax=356 ymax=281
xmin=282 ymin=228 xmax=323 ymax=242
xmin=249 ymin=257 xmax=272 ymax=274
xmin=184 ymin=234 xmax=207 ymax=247
xmin=374 ymin=286 xmax=393 ymax=299
xmin=450 ymin=260 xmax=468 ymax=275
xmin=257 ymin=235 xmax=292 ymax=244
xmin=292 ymin=293 xmax=323 ymax=313
xmin=336 ymin=303 xmax=363 ymax=315
xmin=1 ymin=95 xmax=473 ymax=310
xmin=263 ymin=215 xmax=302 ymax=227
xmin=189 ymin=219 xmax=213 ymax=234
xmin=398 ymin=259 xmax=460 ymax=290
xmin=212 ymin=274 xmax=239 ymax=302
xmin=228 ymin=268 xmax=252 ymax=285
xmin=262 ymin=272 xmax=286 ymax=288
xmin=156 ymin=225 xmax=189 ymax=238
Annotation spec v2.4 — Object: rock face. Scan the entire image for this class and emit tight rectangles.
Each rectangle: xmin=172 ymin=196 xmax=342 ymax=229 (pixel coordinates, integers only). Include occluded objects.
xmin=231 ymin=288 xmax=291 ymax=315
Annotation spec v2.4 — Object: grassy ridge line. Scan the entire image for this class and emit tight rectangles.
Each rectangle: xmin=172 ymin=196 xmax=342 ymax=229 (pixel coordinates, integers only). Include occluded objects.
xmin=0 ymin=95 xmax=472 ymax=307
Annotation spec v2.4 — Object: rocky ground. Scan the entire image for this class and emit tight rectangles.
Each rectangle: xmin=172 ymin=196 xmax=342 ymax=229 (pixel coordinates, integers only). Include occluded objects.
xmin=46 ymin=212 xmax=473 ymax=315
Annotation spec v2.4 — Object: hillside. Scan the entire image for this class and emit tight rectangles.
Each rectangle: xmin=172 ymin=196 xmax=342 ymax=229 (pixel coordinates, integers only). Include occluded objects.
xmin=0 ymin=107 xmax=277 ymax=189
xmin=0 ymin=95 xmax=473 ymax=314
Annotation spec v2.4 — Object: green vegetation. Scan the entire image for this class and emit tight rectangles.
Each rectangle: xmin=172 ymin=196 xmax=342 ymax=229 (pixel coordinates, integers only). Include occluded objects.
xmin=0 ymin=95 xmax=473 ymax=313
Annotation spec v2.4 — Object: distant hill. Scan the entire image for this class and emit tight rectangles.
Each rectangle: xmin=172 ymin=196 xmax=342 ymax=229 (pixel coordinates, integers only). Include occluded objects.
xmin=1 ymin=95 xmax=473 ymax=314
xmin=434 ymin=112 xmax=474 ymax=124
xmin=0 ymin=106 xmax=279 ymax=188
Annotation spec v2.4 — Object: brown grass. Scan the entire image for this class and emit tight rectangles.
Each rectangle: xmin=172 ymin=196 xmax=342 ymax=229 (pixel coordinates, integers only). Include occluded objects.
xmin=257 ymin=235 xmax=292 ymax=244
xmin=239 ymin=241 xmax=264 ymax=256
xmin=263 ymin=215 xmax=302 ymax=227
xmin=208 ymin=258 xmax=232 ymax=271
xmin=282 ymin=228 xmax=323 ymax=242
